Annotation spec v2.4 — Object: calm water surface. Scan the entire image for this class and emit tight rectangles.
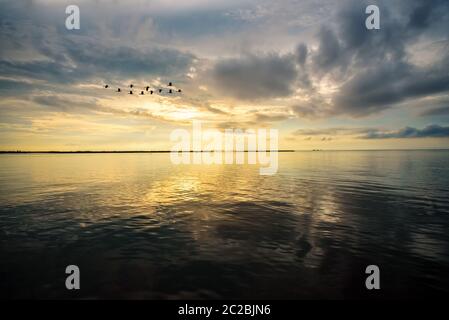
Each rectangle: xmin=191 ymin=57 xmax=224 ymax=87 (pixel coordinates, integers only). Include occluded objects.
xmin=1 ymin=151 xmax=449 ymax=299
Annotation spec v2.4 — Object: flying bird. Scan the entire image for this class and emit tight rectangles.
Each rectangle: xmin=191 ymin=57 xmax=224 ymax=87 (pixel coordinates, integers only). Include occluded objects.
xmin=102 ymin=80 xmax=182 ymax=96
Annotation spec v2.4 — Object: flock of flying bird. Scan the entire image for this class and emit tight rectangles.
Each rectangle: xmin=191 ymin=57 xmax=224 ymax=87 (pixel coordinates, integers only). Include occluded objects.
xmin=103 ymin=82 xmax=182 ymax=96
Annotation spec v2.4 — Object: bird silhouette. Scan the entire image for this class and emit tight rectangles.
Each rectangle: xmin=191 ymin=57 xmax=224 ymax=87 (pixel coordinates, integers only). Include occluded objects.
xmin=102 ymin=81 xmax=183 ymax=96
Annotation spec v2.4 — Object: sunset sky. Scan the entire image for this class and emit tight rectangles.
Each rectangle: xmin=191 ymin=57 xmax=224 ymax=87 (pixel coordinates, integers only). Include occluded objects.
xmin=1 ymin=0 xmax=449 ymax=151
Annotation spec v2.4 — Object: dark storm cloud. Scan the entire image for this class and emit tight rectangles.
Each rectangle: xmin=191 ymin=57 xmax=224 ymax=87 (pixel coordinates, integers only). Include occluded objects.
xmin=311 ymin=0 xmax=449 ymax=116
xmin=407 ymin=0 xmax=449 ymax=30
xmin=0 ymin=40 xmax=194 ymax=84
xmin=211 ymin=53 xmax=298 ymax=100
xmin=209 ymin=0 xmax=449 ymax=114
xmin=332 ymin=62 xmax=410 ymax=116
xmin=312 ymin=27 xmax=346 ymax=74
xmin=63 ymin=38 xmax=194 ymax=79
xmin=335 ymin=1 xmax=408 ymax=64
xmin=0 ymin=1 xmax=195 ymax=86
xmin=293 ymin=124 xmax=449 ymax=139
xmin=333 ymin=58 xmax=449 ymax=116
xmin=362 ymin=125 xmax=449 ymax=139
xmin=2 ymin=0 xmax=449 ymax=121
xmin=296 ymin=43 xmax=308 ymax=66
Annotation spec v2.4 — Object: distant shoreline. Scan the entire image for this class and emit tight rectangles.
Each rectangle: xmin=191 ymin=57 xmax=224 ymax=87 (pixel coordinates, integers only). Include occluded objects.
xmin=0 ymin=149 xmax=448 ymax=154
xmin=0 ymin=150 xmax=295 ymax=154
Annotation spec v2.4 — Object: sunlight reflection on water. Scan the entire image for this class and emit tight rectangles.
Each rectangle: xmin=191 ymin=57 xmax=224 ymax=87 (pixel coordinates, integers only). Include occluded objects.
xmin=0 ymin=151 xmax=449 ymax=299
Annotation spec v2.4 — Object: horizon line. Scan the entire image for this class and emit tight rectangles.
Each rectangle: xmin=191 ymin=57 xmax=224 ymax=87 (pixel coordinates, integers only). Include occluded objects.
xmin=1 ymin=148 xmax=449 ymax=154
xmin=0 ymin=150 xmax=295 ymax=154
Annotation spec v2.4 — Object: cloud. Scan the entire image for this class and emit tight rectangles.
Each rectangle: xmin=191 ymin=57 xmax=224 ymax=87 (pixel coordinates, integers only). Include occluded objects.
xmin=312 ymin=27 xmax=346 ymax=75
xmin=254 ymin=112 xmax=291 ymax=123
xmin=293 ymin=127 xmax=371 ymax=136
xmin=294 ymin=125 xmax=449 ymax=139
xmin=295 ymin=43 xmax=308 ymax=66
xmin=332 ymin=59 xmax=449 ymax=116
xmin=0 ymin=0 xmax=196 ymax=86
xmin=291 ymin=95 xmax=332 ymax=119
xmin=315 ymin=0 xmax=449 ymax=117
xmin=421 ymin=106 xmax=449 ymax=116
xmin=2 ymin=0 xmax=449 ymax=152
xmin=0 ymin=40 xmax=195 ymax=84
xmin=0 ymin=79 xmax=34 ymax=94
xmin=66 ymin=39 xmax=195 ymax=79
xmin=361 ymin=125 xmax=449 ymax=139
xmin=25 ymin=93 xmax=192 ymax=125
xmin=211 ymin=53 xmax=298 ymax=100
xmin=407 ymin=0 xmax=449 ymax=30
xmin=32 ymin=95 xmax=99 ymax=112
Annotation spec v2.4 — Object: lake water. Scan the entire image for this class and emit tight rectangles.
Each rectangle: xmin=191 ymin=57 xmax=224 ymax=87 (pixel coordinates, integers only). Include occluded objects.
xmin=1 ymin=150 xmax=449 ymax=299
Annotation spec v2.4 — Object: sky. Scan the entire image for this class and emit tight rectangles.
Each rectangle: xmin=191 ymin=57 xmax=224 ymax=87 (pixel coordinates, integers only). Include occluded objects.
xmin=0 ymin=0 xmax=449 ymax=151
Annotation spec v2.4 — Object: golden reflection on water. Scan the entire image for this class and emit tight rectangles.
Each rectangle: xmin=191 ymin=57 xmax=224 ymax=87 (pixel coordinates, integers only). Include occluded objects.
xmin=0 ymin=151 xmax=443 ymax=220
xmin=1 ymin=151 xmax=449 ymax=298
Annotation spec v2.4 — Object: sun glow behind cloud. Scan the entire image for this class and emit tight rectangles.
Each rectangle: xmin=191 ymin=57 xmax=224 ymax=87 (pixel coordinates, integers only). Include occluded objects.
xmin=0 ymin=0 xmax=449 ymax=150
